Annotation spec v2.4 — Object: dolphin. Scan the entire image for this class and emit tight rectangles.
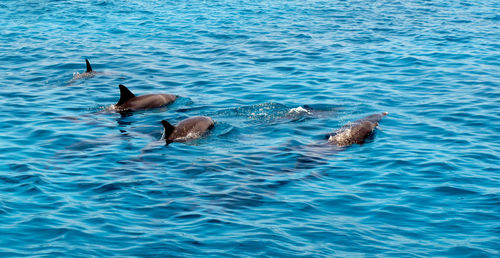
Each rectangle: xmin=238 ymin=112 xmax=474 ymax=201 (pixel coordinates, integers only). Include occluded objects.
xmin=161 ymin=116 xmax=214 ymax=144
xmin=328 ymin=112 xmax=388 ymax=147
xmin=70 ymin=59 xmax=98 ymax=81
xmin=113 ymin=84 xmax=177 ymax=112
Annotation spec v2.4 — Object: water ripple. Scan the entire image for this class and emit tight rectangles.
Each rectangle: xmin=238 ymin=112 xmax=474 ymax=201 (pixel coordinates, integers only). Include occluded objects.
xmin=0 ymin=0 xmax=499 ymax=256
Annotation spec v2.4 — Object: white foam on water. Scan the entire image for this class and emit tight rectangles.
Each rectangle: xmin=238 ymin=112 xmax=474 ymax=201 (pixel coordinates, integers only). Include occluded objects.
xmin=288 ymin=106 xmax=311 ymax=114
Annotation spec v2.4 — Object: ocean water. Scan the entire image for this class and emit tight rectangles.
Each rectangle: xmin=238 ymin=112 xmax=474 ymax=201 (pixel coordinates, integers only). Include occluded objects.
xmin=1 ymin=0 xmax=499 ymax=256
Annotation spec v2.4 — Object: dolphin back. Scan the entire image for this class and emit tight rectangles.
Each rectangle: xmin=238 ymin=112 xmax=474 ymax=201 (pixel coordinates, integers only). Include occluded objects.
xmin=163 ymin=116 xmax=214 ymax=143
xmin=329 ymin=112 xmax=388 ymax=147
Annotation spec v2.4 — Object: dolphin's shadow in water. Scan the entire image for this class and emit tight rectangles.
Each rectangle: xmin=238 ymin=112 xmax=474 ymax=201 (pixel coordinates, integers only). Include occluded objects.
xmin=280 ymin=112 xmax=388 ymax=170
xmin=51 ymin=97 xmax=195 ymax=163
xmin=114 ymin=102 xmax=341 ymax=173
xmin=211 ymin=102 xmax=342 ymax=125
xmin=292 ymin=132 xmax=377 ymax=170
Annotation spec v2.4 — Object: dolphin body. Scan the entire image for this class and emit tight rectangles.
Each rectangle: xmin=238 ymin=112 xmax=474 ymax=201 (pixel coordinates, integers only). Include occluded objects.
xmin=113 ymin=84 xmax=177 ymax=112
xmin=71 ymin=59 xmax=98 ymax=81
xmin=161 ymin=116 xmax=214 ymax=144
xmin=328 ymin=112 xmax=388 ymax=147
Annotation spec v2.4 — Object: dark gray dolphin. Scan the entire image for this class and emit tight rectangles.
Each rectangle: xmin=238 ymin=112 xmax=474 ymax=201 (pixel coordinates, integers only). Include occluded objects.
xmin=161 ymin=116 xmax=214 ymax=144
xmin=113 ymin=84 xmax=177 ymax=112
xmin=328 ymin=112 xmax=388 ymax=147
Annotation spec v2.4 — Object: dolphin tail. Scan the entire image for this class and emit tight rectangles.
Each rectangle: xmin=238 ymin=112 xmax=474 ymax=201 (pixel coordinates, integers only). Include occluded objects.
xmin=85 ymin=59 xmax=93 ymax=72
xmin=116 ymin=84 xmax=137 ymax=106
xmin=161 ymin=120 xmax=176 ymax=142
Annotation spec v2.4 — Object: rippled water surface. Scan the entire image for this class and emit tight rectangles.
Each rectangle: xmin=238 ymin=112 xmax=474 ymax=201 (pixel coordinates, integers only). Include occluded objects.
xmin=1 ymin=0 xmax=499 ymax=256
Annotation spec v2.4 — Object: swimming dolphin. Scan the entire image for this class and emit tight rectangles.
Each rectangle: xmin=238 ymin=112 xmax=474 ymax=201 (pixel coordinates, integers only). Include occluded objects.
xmin=113 ymin=84 xmax=177 ymax=112
xmin=161 ymin=116 xmax=214 ymax=144
xmin=328 ymin=112 xmax=388 ymax=147
xmin=70 ymin=59 xmax=97 ymax=81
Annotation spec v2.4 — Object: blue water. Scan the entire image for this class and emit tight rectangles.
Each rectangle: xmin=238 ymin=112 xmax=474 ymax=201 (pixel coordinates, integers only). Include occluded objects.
xmin=1 ymin=0 xmax=499 ymax=256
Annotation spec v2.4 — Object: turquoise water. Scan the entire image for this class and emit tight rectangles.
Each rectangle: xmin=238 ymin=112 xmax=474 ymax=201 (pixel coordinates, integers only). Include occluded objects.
xmin=1 ymin=0 xmax=499 ymax=256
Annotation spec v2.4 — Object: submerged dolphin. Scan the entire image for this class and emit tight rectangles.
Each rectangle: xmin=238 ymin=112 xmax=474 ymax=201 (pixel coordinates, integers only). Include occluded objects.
xmin=71 ymin=59 xmax=97 ymax=81
xmin=288 ymin=112 xmax=388 ymax=169
xmin=113 ymin=84 xmax=177 ymax=112
xmin=328 ymin=112 xmax=388 ymax=147
xmin=161 ymin=116 xmax=214 ymax=144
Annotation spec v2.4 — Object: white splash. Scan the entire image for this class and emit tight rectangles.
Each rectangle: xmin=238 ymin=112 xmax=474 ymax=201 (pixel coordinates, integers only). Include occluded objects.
xmin=288 ymin=106 xmax=311 ymax=115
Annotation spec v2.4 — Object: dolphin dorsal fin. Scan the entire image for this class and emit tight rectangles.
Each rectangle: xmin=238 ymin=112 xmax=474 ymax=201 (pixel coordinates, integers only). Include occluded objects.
xmin=85 ymin=59 xmax=92 ymax=72
xmin=161 ymin=120 xmax=176 ymax=140
xmin=117 ymin=84 xmax=136 ymax=106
